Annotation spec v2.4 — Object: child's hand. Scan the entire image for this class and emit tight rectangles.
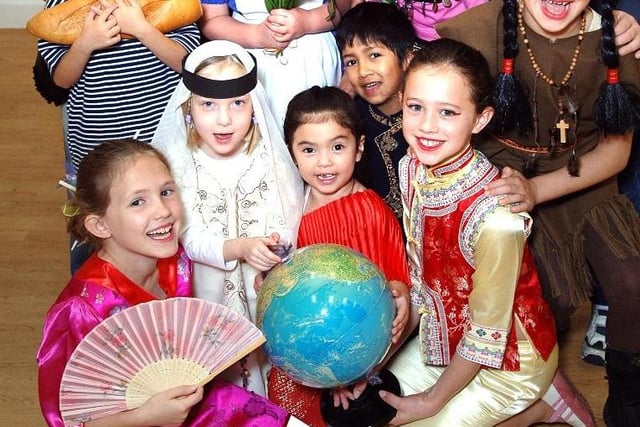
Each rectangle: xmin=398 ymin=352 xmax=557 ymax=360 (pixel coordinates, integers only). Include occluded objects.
xmin=483 ymin=167 xmax=537 ymax=213
xmin=76 ymin=3 xmax=120 ymax=51
xmin=239 ymin=236 xmax=283 ymax=271
xmin=254 ymin=20 xmax=290 ymax=50
xmin=254 ymin=272 xmax=266 ymax=293
xmin=107 ymin=0 xmax=152 ymax=39
xmin=613 ymin=10 xmax=640 ymax=59
xmin=388 ymin=280 xmax=409 ymax=343
xmin=134 ymin=384 xmax=203 ymax=426
xmin=266 ymin=8 xmax=307 ymax=44
xmin=380 ymin=389 xmax=438 ymax=426
xmin=331 ymin=380 xmax=368 ymax=410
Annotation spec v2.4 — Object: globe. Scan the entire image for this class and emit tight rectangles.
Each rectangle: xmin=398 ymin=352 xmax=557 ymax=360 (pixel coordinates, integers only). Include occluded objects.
xmin=257 ymin=243 xmax=395 ymax=389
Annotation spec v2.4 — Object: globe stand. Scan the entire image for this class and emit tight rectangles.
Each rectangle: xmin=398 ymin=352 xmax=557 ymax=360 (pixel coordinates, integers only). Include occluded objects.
xmin=320 ymin=369 xmax=400 ymax=427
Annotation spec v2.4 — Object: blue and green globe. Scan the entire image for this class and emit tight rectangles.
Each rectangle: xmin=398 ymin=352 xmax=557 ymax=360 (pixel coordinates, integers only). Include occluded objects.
xmin=257 ymin=243 xmax=395 ymax=389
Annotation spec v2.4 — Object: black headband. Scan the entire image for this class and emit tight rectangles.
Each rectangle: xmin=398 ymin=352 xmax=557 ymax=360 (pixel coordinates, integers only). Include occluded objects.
xmin=182 ymin=54 xmax=258 ymax=99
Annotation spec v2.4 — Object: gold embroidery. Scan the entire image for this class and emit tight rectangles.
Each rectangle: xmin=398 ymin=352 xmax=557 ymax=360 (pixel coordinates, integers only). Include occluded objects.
xmin=369 ymin=105 xmax=404 ymax=218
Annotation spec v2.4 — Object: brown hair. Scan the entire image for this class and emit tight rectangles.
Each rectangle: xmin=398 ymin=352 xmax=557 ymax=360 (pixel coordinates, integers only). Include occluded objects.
xmin=67 ymin=139 xmax=171 ymax=248
xmin=404 ymin=38 xmax=494 ymax=115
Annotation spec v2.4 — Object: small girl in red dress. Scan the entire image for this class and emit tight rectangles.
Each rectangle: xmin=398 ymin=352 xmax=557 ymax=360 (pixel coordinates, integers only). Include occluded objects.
xmin=264 ymin=86 xmax=412 ymax=426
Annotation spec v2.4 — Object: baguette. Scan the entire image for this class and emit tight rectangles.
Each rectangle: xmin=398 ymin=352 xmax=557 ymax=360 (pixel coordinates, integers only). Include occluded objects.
xmin=26 ymin=0 xmax=202 ymax=45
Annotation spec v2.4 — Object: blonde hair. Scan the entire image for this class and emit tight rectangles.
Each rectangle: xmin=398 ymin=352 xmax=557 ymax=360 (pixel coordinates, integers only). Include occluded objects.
xmin=183 ymin=55 xmax=261 ymax=154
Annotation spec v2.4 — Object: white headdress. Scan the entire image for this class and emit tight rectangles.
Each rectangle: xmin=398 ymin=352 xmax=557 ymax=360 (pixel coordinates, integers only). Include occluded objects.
xmin=152 ymin=40 xmax=303 ymax=246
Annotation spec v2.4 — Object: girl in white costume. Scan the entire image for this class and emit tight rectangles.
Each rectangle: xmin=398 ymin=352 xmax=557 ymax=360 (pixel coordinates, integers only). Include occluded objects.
xmin=153 ymin=40 xmax=304 ymax=396
xmin=198 ymin=0 xmax=352 ymax=130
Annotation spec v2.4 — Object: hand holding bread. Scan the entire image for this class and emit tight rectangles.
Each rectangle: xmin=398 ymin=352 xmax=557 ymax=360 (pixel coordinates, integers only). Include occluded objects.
xmin=27 ymin=0 xmax=202 ymax=45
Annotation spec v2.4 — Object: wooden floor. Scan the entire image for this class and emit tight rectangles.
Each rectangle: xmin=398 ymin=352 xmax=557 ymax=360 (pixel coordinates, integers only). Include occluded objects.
xmin=0 ymin=29 xmax=608 ymax=426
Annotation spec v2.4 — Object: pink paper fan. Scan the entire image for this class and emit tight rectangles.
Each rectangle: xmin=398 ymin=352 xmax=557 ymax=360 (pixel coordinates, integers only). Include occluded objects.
xmin=59 ymin=297 xmax=265 ymax=426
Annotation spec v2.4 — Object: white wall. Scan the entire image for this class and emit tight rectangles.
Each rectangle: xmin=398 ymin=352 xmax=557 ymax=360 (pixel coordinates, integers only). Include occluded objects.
xmin=0 ymin=0 xmax=42 ymax=29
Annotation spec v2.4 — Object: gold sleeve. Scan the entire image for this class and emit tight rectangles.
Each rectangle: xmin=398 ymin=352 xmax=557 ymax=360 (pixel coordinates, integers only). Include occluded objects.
xmin=457 ymin=208 xmax=531 ymax=368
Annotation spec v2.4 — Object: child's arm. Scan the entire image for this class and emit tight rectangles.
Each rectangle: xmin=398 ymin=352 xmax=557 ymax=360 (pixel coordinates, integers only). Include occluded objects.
xmin=182 ymin=228 xmax=281 ymax=271
xmin=52 ymin=3 xmax=120 ymax=88
xmin=85 ymin=385 xmax=203 ymax=427
xmin=199 ymin=4 xmax=288 ymax=50
xmin=380 ymin=354 xmax=481 ymax=424
xmin=179 ymin=183 xmax=280 ymax=270
xmin=265 ymin=0 xmax=352 ymax=43
xmin=485 ymin=132 xmax=633 ymax=212
xmin=38 ymin=298 xmax=104 ymax=426
xmin=182 ymin=215 xmax=281 ymax=272
xmin=107 ymin=0 xmax=190 ymax=72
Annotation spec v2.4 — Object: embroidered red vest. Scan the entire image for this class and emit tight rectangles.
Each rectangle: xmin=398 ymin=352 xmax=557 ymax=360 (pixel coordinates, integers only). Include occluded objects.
xmin=401 ymin=148 xmax=556 ymax=371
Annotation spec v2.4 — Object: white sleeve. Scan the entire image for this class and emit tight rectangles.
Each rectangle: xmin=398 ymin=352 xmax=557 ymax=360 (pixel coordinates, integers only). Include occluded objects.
xmin=179 ymin=180 xmax=238 ymax=271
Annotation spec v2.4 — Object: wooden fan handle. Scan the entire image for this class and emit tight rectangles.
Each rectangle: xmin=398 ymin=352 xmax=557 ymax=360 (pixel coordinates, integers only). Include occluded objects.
xmin=26 ymin=0 xmax=202 ymax=45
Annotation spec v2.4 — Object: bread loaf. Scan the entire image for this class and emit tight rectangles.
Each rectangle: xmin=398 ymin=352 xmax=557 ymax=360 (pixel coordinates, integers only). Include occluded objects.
xmin=26 ymin=0 xmax=202 ymax=45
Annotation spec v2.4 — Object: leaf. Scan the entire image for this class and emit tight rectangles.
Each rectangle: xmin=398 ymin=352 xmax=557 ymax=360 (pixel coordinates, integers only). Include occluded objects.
xmin=265 ymin=0 xmax=300 ymax=12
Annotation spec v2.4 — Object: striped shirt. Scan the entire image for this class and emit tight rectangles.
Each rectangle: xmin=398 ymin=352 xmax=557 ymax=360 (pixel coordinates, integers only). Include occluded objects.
xmin=38 ymin=0 xmax=200 ymax=169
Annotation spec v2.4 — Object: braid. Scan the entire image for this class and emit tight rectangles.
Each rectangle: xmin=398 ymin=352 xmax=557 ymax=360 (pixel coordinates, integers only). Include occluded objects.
xmin=593 ymin=0 xmax=640 ymax=135
xmin=491 ymin=0 xmax=532 ymax=136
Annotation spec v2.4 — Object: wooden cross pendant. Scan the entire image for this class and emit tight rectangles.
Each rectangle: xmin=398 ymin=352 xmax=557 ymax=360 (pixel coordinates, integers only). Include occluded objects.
xmin=556 ymin=118 xmax=570 ymax=144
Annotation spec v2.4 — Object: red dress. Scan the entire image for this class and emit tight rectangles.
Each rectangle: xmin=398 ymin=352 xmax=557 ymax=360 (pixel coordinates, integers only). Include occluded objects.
xmin=268 ymin=189 xmax=410 ymax=426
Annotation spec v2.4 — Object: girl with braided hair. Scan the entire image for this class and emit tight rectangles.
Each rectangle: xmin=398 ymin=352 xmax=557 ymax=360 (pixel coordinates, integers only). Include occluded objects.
xmin=436 ymin=0 xmax=640 ymax=424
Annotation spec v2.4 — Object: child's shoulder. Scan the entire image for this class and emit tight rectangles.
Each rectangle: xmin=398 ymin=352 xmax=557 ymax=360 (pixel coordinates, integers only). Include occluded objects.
xmin=436 ymin=0 xmax=501 ymax=43
xmin=352 ymin=189 xmax=399 ymax=221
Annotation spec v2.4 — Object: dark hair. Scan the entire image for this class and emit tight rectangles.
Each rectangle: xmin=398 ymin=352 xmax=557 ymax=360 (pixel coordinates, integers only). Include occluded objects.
xmin=283 ymin=86 xmax=364 ymax=151
xmin=491 ymin=0 xmax=533 ymax=135
xmin=335 ymin=2 xmax=416 ymax=65
xmin=67 ymin=139 xmax=171 ymax=248
xmin=494 ymin=0 xmax=640 ymax=137
xmin=406 ymin=38 xmax=494 ymax=114
xmin=593 ymin=0 xmax=640 ymax=135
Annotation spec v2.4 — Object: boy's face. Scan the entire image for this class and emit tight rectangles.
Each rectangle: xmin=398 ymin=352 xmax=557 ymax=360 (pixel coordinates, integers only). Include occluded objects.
xmin=341 ymin=38 xmax=406 ymax=116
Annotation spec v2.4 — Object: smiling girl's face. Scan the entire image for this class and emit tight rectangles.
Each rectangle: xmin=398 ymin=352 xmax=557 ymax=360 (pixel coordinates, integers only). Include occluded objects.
xmin=520 ymin=0 xmax=590 ymax=39
xmin=290 ymin=116 xmax=364 ymax=206
xmin=402 ymin=64 xmax=493 ymax=168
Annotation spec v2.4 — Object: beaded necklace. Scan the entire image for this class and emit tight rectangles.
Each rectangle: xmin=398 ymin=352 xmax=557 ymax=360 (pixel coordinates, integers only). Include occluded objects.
xmin=517 ymin=4 xmax=586 ymax=177
xmin=518 ymin=3 xmax=586 ymax=88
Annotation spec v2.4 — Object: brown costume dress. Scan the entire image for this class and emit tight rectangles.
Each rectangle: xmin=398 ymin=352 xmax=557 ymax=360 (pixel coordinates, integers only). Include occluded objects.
xmin=438 ymin=2 xmax=640 ymax=347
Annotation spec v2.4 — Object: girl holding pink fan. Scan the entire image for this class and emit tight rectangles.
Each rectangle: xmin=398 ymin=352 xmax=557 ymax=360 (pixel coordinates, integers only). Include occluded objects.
xmin=36 ymin=139 xmax=290 ymax=427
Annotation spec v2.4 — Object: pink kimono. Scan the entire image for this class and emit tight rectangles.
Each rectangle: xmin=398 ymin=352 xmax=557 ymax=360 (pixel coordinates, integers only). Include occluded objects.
xmin=37 ymin=250 xmax=288 ymax=427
